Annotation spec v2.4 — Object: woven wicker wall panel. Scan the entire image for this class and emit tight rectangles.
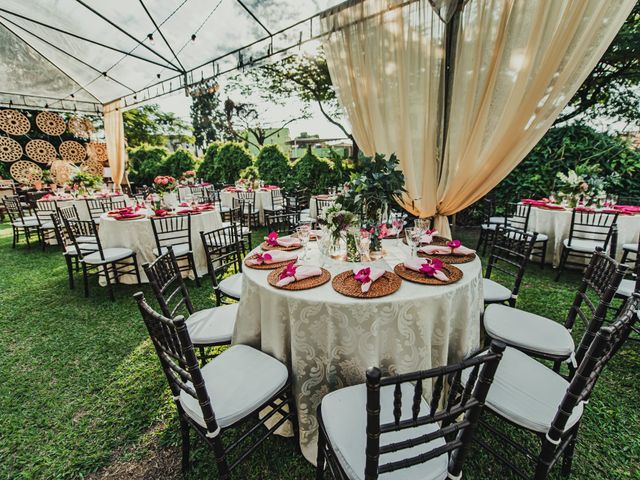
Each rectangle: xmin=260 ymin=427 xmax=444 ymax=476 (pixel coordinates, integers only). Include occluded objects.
xmin=0 ymin=109 xmax=30 ymax=135
xmin=67 ymin=116 xmax=94 ymax=139
xmin=35 ymin=111 xmax=66 ymax=136
xmin=81 ymin=159 xmax=104 ymax=176
xmin=86 ymin=142 xmax=108 ymax=162
xmin=50 ymin=159 xmax=74 ymax=185
xmin=25 ymin=139 xmax=57 ymax=164
xmin=59 ymin=140 xmax=86 ymax=163
xmin=10 ymin=160 xmax=42 ymax=185
xmin=0 ymin=136 xmax=23 ymax=162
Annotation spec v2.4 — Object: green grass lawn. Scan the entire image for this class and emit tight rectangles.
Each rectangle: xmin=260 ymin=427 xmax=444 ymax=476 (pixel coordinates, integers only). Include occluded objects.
xmin=0 ymin=223 xmax=638 ymax=479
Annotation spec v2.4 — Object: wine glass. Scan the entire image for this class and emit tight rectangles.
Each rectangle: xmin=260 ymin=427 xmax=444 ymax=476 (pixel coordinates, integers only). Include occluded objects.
xmin=390 ymin=213 xmax=405 ymax=246
xmin=357 ymin=230 xmax=371 ymax=262
xmin=296 ymin=225 xmax=310 ymax=260
xmin=405 ymin=227 xmax=420 ymax=258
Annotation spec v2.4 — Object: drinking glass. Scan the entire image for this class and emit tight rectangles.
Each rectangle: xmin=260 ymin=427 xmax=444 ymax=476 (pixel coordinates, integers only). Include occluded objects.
xmin=296 ymin=225 xmax=311 ymax=260
xmin=390 ymin=213 xmax=405 ymax=245
xmin=405 ymin=227 xmax=420 ymax=257
xmin=414 ymin=218 xmax=430 ymax=237
xmin=357 ymin=230 xmax=371 ymax=262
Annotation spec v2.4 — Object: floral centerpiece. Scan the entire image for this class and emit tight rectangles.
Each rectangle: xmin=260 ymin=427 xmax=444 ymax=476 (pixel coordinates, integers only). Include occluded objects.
xmin=239 ymin=165 xmax=261 ymax=190
xmin=153 ymin=175 xmax=177 ymax=195
xmin=182 ymin=170 xmax=196 ymax=184
xmin=555 ymin=166 xmax=620 ymax=208
xmin=318 ymin=202 xmax=360 ymax=259
xmin=71 ymin=171 xmax=102 ymax=195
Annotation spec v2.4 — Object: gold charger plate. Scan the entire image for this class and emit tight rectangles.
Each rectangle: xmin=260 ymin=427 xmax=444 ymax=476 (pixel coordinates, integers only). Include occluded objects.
xmin=332 ymin=270 xmax=401 ymax=298
xmin=267 ymin=267 xmax=331 ymax=290
xmin=393 ymin=263 xmax=463 ymax=285
xmin=260 ymin=241 xmax=302 ymax=251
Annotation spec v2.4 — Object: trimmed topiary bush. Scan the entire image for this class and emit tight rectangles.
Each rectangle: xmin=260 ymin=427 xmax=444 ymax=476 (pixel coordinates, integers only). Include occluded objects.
xmin=255 ymin=145 xmax=291 ymax=186
xmin=128 ymin=144 xmax=169 ymax=186
xmin=213 ymin=142 xmax=253 ymax=184
xmin=161 ymin=148 xmax=196 ymax=179
xmin=197 ymin=141 xmax=222 ymax=183
xmin=291 ymin=147 xmax=340 ymax=194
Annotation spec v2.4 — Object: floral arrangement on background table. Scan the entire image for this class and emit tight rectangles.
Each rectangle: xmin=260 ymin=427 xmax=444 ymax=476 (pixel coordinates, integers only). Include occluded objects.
xmin=153 ymin=175 xmax=177 ymax=195
xmin=555 ymin=165 xmax=620 ymax=208
xmin=71 ymin=171 xmax=102 ymax=196
xmin=182 ymin=170 xmax=196 ymax=184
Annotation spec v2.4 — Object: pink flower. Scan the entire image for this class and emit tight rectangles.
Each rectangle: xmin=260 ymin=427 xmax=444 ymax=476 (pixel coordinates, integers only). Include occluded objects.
xmin=354 ymin=267 xmax=371 ymax=284
xmin=266 ymin=231 xmax=279 ymax=246
xmin=255 ymin=253 xmax=272 ymax=265
xmin=419 ymin=258 xmax=444 ymax=277
xmin=161 ymin=178 xmax=169 ymax=185
xmin=447 ymin=240 xmax=461 ymax=251
xmin=279 ymin=262 xmax=297 ymax=280
xmin=378 ymin=224 xmax=389 ymax=239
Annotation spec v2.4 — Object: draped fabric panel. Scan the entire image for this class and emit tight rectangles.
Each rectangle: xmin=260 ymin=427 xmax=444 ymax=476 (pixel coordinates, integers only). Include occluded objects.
xmin=321 ymin=0 xmax=635 ymax=237
xmin=103 ymin=99 xmax=127 ymax=188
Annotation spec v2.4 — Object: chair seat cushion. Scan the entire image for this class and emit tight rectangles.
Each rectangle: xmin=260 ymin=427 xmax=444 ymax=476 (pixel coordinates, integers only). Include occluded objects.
xmin=505 ymin=230 xmax=548 ymax=242
xmin=321 ymin=383 xmax=448 ymax=480
xmin=77 ymin=235 xmax=97 ymax=243
xmin=40 ymin=221 xmax=54 ymax=229
xmin=179 ymin=344 xmax=288 ymax=430
xmin=563 ymin=238 xmax=604 ymax=253
xmin=481 ymin=223 xmax=497 ymax=231
xmin=152 ymin=243 xmax=190 ymax=257
xmin=186 ymin=303 xmax=238 ymax=345
xmin=475 ymin=347 xmax=583 ymax=434
xmin=484 ymin=304 xmax=575 ymax=357
xmin=300 ymin=208 xmax=310 ymax=216
xmin=622 ymin=243 xmax=638 ymax=253
xmin=64 ymin=243 xmax=98 ymax=256
xmin=219 ymin=273 xmax=243 ymax=299
xmin=616 ymin=279 xmax=636 ymax=298
xmin=83 ymin=247 xmax=134 ymax=264
xmin=489 ymin=216 xmax=505 ymax=224
xmin=13 ymin=218 xmax=39 ymax=227
xmin=483 ymin=278 xmax=512 ymax=303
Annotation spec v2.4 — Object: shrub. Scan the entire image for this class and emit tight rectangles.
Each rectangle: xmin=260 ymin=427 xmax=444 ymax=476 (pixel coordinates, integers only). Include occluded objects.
xmin=197 ymin=142 xmax=222 ymax=182
xmin=213 ymin=142 xmax=253 ymax=184
xmin=291 ymin=147 xmax=340 ymax=194
xmin=255 ymin=145 xmax=291 ymax=185
xmin=128 ymin=144 xmax=169 ymax=186
xmin=161 ymin=148 xmax=196 ymax=179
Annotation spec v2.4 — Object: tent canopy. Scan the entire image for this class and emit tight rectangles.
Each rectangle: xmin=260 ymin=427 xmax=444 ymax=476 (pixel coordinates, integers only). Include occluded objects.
xmin=0 ymin=0 xmax=345 ymax=113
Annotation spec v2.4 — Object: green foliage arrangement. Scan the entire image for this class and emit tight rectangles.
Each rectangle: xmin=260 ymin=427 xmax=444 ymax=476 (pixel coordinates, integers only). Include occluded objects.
xmin=255 ymin=145 xmax=291 ymax=185
xmin=127 ymin=144 xmax=169 ymax=186
xmin=71 ymin=171 xmax=102 ymax=189
xmin=197 ymin=142 xmax=222 ymax=183
xmin=212 ymin=142 xmax=253 ymax=184
xmin=161 ymin=148 xmax=196 ymax=179
xmin=239 ymin=165 xmax=260 ymax=182
xmin=291 ymin=147 xmax=340 ymax=194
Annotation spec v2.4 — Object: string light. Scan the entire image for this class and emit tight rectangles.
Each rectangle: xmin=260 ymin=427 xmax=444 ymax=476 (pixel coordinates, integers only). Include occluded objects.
xmin=147 ymin=33 xmax=155 ymax=45
xmin=191 ymin=34 xmax=196 ymax=43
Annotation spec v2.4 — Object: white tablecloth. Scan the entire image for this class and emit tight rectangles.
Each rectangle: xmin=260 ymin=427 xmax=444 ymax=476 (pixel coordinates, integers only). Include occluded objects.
xmin=233 ymin=238 xmax=483 ymax=463
xmin=220 ymin=189 xmax=280 ymax=224
xmin=528 ymin=207 xmax=640 ymax=266
xmin=46 ymin=195 xmax=131 ymax=221
xmin=308 ymin=195 xmax=337 ymax=220
xmin=98 ymin=210 xmax=222 ymax=284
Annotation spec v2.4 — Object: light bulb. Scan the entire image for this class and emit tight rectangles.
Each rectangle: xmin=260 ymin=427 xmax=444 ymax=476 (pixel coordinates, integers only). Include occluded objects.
xmin=147 ymin=33 xmax=155 ymax=45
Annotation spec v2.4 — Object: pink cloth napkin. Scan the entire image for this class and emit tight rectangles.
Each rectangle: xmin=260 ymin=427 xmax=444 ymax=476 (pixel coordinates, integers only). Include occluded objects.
xmin=276 ymin=264 xmax=322 ymax=287
xmin=522 ymin=199 xmax=547 ymax=207
xmin=575 ymin=206 xmax=595 ymax=213
xmin=420 ymin=243 xmax=475 ymax=256
xmin=404 ymin=257 xmax=449 ymax=282
xmin=541 ymin=204 xmax=565 ymax=210
xmin=352 ymin=267 xmax=385 ymax=293
xmin=419 ymin=229 xmax=439 ymax=244
xmin=115 ymin=212 xmax=141 ymax=220
xmin=247 ymin=250 xmax=298 ymax=266
xmin=265 ymin=232 xmax=302 ymax=248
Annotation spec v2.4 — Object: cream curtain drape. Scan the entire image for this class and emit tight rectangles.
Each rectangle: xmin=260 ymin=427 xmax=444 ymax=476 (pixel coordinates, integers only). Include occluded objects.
xmin=321 ymin=0 xmax=635 ymax=237
xmin=103 ymin=99 xmax=127 ymax=188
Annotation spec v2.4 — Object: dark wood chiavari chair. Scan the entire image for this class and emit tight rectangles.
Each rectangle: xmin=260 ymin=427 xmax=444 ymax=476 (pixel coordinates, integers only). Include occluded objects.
xmin=133 ymin=292 xmax=296 ymax=479
xmin=314 ymin=197 xmax=335 ymax=222
xmin=200 ymin=225 xmax=244 ymax=303
xmin=84 ymin=197 xmax=111 ymax=223
xmin=475 ymin=293 xmax=639 ymax=480
xmin=232 ymin=197 xmax=258 ymax=240
xmin=226 ymin=200 xmax=251 ymax=254
xmin=504 ymin=202 xmax=549 ymax=267
xmin=2 ymin=196 xmax=41 ymax=248
xmin=484 ymin=225 xmax=538 ymax=307
xmin=555 ymin=210 xmax=618 ymax=281
xmin=236 ymin=191 xmax=260 ymax=227
xmin=143 ymin=247 xmax=237 ymax=363
xmin=475 ymin=198 xmax=500 ymax=254
xmin=150 ymin=214 xmax=200 ymax=287
xmin=264 ymin=189 xmax=286 ymax=215
xmin=264 ymin=211 xmax=301 ymax=237
xmin=34 ymin=200 xmax=59 ymax=250
xmin=316 ymin=341 xmax=506 ymax=480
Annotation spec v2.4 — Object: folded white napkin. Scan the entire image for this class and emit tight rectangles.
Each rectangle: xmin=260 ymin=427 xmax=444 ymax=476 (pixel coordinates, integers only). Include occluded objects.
xmin=246 ymin=250 xmax=298 ymax=266
xmin=352 ymin=267 xmax=385 ymax=293
xmin=419 ymin=244 xmax=475 ymax=256
xmin=276 ymin=265 xmax=322 ymax=287
xmin=276 ymin=236 xmax=302 ymax=247
xmin=404 ymin=257 xmax=449 ymax=282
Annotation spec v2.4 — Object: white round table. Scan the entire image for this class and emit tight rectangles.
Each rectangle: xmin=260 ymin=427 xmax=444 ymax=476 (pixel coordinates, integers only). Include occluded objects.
xmin=39 ymin=194 xmax=131 ymax=221
xmin=528 ymin=207 xmax=640 ymax=266
xmin=220 ymin=188 xmax=280 ymax=224
xmin=98 ymin=209 xmax=222 ymax=284
xmin=233 ymin=238 xmax=483 ymax=463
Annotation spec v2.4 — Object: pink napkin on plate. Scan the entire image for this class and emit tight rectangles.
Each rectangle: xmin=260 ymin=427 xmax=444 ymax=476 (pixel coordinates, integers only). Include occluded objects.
xmin=420 ymin=240 xmax=475 ymax=256
xmin=541 ymin=204 xmax=565 ymax=210
xmin=352 ymin=266 xmax=385 ymax=293
xmin=265 ymin=232 xmax=302 ymax=247
xmin=247 ymin=250 xmax=298 ymax=266
xmin=522 ymin=199 xmax=547 ymax=207
xmin=404 ymin=257 xmax=449 ymax=282
xmin=575 ymin=206 xmax=595 ymax=213
xmin=420 ymin=229 xmax=439 ymax=244
xmin=276 ymin=263 xmax=322 ymax=287
xmin=115 ymin=212 xmax=141 ymax=220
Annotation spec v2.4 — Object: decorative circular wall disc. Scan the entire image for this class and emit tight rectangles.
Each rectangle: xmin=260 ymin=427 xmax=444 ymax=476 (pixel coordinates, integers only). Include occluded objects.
xmin=0 ymin=136 xmax=23 ymax=162
xmin=68 ymin=116 xmax=94 ymax=139
xmin=81 ymin=159 xmax=103 ymax=176
xmin=0 ymin=109 xmax=30 ymax=135
xmin=25 ymin=139 xmax=57 ymax=164
xmin=87 ymin=142 xmax=108 ymax=162
xmin=51 ymin=159 xmax=74 ymax=185
xmin=35 ymin=111 xmax=66 ymax=136
xmin=59 ymin=140 xmax=86 ymax=163
xmin=10 ymin=160 xmax=42 ymax=185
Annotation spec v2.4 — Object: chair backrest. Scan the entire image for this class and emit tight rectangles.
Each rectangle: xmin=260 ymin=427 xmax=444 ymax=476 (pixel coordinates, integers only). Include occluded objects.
xmin=200 ymin=225 xmax=243 ymax=289
xmin=547 ymin=293 xmax=639 ymax=444
xmin=35 ymin=200 xmax=58 ymax=223
xmin=504 ymin=202 xmax=531 ymax=232
xmin=150 ymin=214 xmax=193 ymax=252
xmin=237 ymin=191 xmax=255 ymax=203
xmin=134 ymin=292 xmax=220 ymax=436
xmin=2 ymin=195 xmax=25 ymax=222
xmin=62 ymin=218 xmax=103 ymax=260
xmin=265 ymin=211 xmax=300 ymax=237
xmin=85 ymin=198 xmax=111 ymax=220
xmin=479 ymin=197 xmax=494 ymax=225
xmin=364 ymin=341 xmax=505 ymax=479
xmin=189 ymin=185 xmax=210 ymax=204
xmin=315 ymin=198 xmax=334 ymax=219
xmin=143 ymin=247 xmax=195 ymax=319
xmin=286 ymin=188 xmax=309 ymax=213
xmin=567 ymin=210 xmax=618 ymax=248
xmin=565 ymin=249 xmax=627 ymax=365
xmin=270 ymin=189 xmax=285 ymax=209
xmin=49 ymin=211 xmax=69 ymax=248
xmin=485 ymin=226 xmax=538 ymax=300
xmin=58 ymin=204 xmax=80 ymax=222
xmin=110 ymin=198 xmax=127 ymax=210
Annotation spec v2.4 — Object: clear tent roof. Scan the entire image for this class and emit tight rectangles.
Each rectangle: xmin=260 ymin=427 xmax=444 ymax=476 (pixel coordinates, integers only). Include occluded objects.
xmin=0 ymin=0 xmax=345 ymax=113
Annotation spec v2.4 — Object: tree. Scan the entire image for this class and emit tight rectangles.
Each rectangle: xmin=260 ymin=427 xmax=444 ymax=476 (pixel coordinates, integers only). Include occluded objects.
xmin=123 ymin=104 xmax=194 ymax=148
xmin=292 ymin=147 xmax=340 ymax=194
xmin=197 ymin=142 xmax=222 ymax=182
xmin=213 ymin=142 xmax=253 ymax=184
xmin=256 ymin=145 xmax=291 ymax=185
xmin=162 ymin=148 xmax=197 ymax=179
xmin=128 ymin=144 xmax=169 ymax=186
xmin=190 ymin=92 xmax=227 ymax=151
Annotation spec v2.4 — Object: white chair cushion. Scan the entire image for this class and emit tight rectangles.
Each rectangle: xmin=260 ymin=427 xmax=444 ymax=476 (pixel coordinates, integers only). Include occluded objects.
xmin=472 ymin=347 xmax=583 ymax=434
xmin=616 ymin=279 xmax=636 ymax=298
xmin=489 ymin=216 xmax=505 ymax=224
xmin=622 ymin=243 xmax=638 ymax=253
xmin=64 ymin=243 xmax=98 ymax=255
xmin=484 ymin=304 xmax=575 ymax=357
xmin=483 ymin=278 xmax=512 ymax=303
xmin=77 ymin=235 xmax=97 ymax=243
xmin=300 ymin=208 xmax=310 ymax=216
xmin=504 ymin=230 xmax=548 ymax=242
xmin=321 ymin=383 xmax=448 ymax=480
xmin=152 ymin=243 xmax=190 ymax=257
xmin=219 ymin=273 xmax=243 ymax=299
xmin=13 ymin=218 xmax=39 ymax=227
xmin=562 ymin=238 xmax=603 ymax=253
xmin=179 ymin=344 xmax=288 ymax=430
xmin=481 ymin=223 xmax=497 ymax=231
xmin=82 ymin=247 xmax=134 ymax=264
xmin=186 ymin=303 xmax=238 ymax=345
xmin=40 ymin=221 xmax=54 ymax=229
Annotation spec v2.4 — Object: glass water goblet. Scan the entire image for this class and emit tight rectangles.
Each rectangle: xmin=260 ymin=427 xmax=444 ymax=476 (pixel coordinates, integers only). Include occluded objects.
xmin=405 ymin=227 xmax=420 ymax=258
xmin=296 ymin=225 xmax=310 ymax=260
xmin=357 ymin=230 xmax=371 ymax=262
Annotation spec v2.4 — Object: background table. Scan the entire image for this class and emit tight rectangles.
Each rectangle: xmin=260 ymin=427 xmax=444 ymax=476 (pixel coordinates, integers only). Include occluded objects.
xmin=528 ymin=207 xmax=640 ymax=266
xmin=307 ymin=195 xmax=337 ymax=221
xmin=233 ymin=238 xmax=483 ymax=463
xmin=98 ymin=210 xmax=222 ymax=284
xmin=220 ymin=188 xmax=280 ymax=224
xmin=43 ymin=195 xmax=131 ymax=221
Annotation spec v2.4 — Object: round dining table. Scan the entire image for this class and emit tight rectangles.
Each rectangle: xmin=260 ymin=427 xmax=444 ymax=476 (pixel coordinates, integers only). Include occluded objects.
xmin=233 ymin=238 xmax=483 ymax=463
xmin=38 ymin=194 xmax=132 ymax=221
xmin=220 ymin=187 xmax=281 ymax=224
xmin=98 ymin=209 xmax=223 ymax=284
